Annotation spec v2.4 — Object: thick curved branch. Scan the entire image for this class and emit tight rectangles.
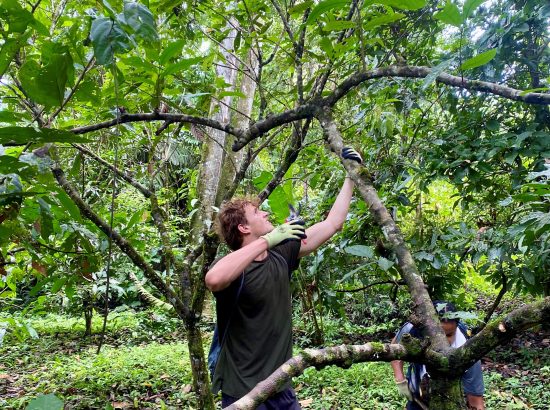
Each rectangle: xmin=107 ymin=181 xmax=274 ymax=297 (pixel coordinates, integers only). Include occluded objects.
xmin=227 ymin=342 xmax=415 ymax=410
xmin=50 ymin=162 xmax=189 ymax=319
xmin=325 ymin=65 xmax=550 ymax=107
xmin=316 ymin=107 xmax=447 ymax=349
xmin=452 ymin=296 xmax=550 ymax=370
xmin=70 ymin=112 xmax=244 ymax=139
xmin=232 ymin=65 xmax=550 ymax=150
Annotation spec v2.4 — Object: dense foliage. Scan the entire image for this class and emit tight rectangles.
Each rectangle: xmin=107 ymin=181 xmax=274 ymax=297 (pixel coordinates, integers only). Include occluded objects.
xmin=0 ymin=0 xmax=549 ymax=408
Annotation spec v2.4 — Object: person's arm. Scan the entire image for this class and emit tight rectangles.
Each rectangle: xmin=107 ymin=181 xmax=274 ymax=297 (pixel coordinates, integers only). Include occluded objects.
xmin=391 ymin=332 xmax=414 ymax=401
xmin=466 ymin=394 xmax=484 ymax=410
xmin=390 ymin=335 xmax=407 ymax=381
xmin=298 ymin=177 xmax=354 ymax=257
xmin=205 ymin=238 xmax=269 ymax=292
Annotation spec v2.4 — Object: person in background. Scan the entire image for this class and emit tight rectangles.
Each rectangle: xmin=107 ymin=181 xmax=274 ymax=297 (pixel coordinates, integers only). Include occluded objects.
xmin=391 ymin=301 xmax=485 ymax=410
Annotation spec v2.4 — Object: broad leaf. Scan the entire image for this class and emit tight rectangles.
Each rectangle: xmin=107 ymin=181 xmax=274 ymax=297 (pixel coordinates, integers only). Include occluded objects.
xmin=25 ymin=393 xmax=64 ymax=410
xmin=163 ymin=57 xmax=203 ymax=76
xmin=462 ymin=0 xmax=485 ymax=20
xmin=289 ymin=0 xmax=314 ymax=16
xmin=18 ymin=50 xmax=73 ymax=107
xmin=435 ymin=1 xmax=463 ymax=27
xmin=364 ymin=13 xmax=405 ymax=31
xmin=159 ymin=40 xmax=186 ymax=65
xmin=123 ymin=2 xmax=158 ymax=43
xmin=366 ymin=0 xmax=426 ymax=10
xmin=322 ymin=20 xmax=356 ymax=31
xmin=378 ymin=256 xmax=394 ymax=271
xmin=0 ymin=0 xmax=34 ymax=33
xmin=0 ymin=32 xmax=30 ymax=79
xmin=0 ymin=127 xmax=90 ymax=145
xmin=459 ymin=49 xmax=497 ymax=71
xmin=344 ymin=245 xmax=374 ymax=258
xmin=90 ymin=17 xmax=133 ymax=65
xmin=422 ymin=59 xmax=453 ymax=90
xmin=306 ymin=0 xmax=351 ymax=25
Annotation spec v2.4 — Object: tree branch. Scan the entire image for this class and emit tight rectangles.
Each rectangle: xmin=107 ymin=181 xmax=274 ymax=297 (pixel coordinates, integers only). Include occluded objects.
xmin=226 ymin=342 xmax=417 ymax=410
xmin=452 ymin=296 xmax=550 ymax=371
xmin=233 ymin=65 xmax=550 ymax=150
xmin=50 ymin=160 xmax=189 ymax=319
xmin=72 ymin=143 xmax=153 ymax=198
xmin=316 ymin=106 xmax=448 ymax=348
xmin=70 ymin=112 xmax=243 ymax=139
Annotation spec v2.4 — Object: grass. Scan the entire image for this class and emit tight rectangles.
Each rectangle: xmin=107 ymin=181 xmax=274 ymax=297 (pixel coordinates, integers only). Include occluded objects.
xmin=1 ymin=308 xmax=549 ymax=409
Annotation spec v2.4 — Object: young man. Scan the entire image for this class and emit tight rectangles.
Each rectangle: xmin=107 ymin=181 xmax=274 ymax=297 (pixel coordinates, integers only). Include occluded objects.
xmin=205 ymin=148 xmax=362 ymax=409
xmin=391 ymin=301 xmax=485 ymax=410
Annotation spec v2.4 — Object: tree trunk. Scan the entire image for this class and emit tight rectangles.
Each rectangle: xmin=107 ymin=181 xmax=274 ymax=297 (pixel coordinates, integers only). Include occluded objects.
xmin=428 ymin=376 xmax=468 ymax=410
xmin=186 ymin=322 xmax=214 ymax=410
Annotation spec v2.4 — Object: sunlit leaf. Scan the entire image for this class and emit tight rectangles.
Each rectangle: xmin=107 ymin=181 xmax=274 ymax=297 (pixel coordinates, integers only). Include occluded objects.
xmin=306 ymin=0 xmax=351 ymax=25
xmin=364 ymin=12 xmax=405 ymax=31
xmin=435 ymin=1 xmax=463 ymax=27
xmin=459 ymin=49 xmax=497 ymax=70
xmin=289 ymin=0 xmax=314 ymax=16
xmin=462 ymin=0 xmax=485 ymax=20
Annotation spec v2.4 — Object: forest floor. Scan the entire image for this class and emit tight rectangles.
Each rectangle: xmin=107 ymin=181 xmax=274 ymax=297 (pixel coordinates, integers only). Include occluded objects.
xmin=1 ymin=306 xmax=549 ymax=409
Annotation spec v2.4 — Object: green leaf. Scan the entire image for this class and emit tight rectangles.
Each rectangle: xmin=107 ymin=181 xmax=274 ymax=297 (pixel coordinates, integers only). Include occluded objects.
xmin=306 ymin=0 xmax=351 ymax=25
xmin=18 ymin=50 xmax=73 ymax=107
xmin=434 ymin=1 xmax=463 ymax=27
xmin=422 ymin=59 xmax=453 ymax=90
xmin=51 ymin=277 xmax=68 ymax=293
xmin=25 ymin=393 xmax=64 ymax=410
xmin=462 ymin=0 xmax=485 ymax=20
xmin=322 ymin=20 xmax=356 ymax=31
xmin=268 ymin=186 xmax=290 ymax=223
xmin=366 ymin=0 xmax=426 ymax=11
xmin=378 ymin=256 xmax=394 ymax=271
xmin=486 ymin=119 xmax=499 ymax=131
xmin=123 ymin=2 xmax=158 ymax=43
xmin=0 ymin=127 xmax=91 ymax=145
xmin=459 ymin=48 xmax=497 ymax=71
xmin=0 ymin=0 xmax=34 ymax=33
xmin=289 ymin=0 xmax=314 ymax=16
xmin=159 ymin=40 xmax=186 ymax=65
xmin=519 ymin=87 xmax=550 ymax=96
xmin=253 ymin=170 xmax=274 ymax=190
xmin=344 ymin=245 xmax=374 ymax=258
xmin=163 ymin=57 xmax=203 ymax=76
xmin=0 ymin=111 xmax=25 ymax=123
xmin=90 ymin=17 xmax=133 ymax=66
xmin=54 ymin=188 xmax=82 ymax=222
xmin=319 ymin=37 xmax=334 ymax=57
xmin=0 ymin=32 xmax=30 ymax=80
xmin=364 ymin=13 xmax=405 ymax=31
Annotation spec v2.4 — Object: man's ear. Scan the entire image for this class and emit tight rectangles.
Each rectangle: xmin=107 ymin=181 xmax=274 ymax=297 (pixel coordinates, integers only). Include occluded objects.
xmin=237 ymin=223 xmax=250 ymax=234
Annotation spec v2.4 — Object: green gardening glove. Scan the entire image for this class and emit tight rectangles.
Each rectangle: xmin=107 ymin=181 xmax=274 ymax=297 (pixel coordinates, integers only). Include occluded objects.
xmin=261 ymin=222 xmax=306 ymax=248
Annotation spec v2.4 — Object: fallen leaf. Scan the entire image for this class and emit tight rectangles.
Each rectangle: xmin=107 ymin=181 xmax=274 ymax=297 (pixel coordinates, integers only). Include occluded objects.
xmin=299 ymin=398 xmax=313 ymax=408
